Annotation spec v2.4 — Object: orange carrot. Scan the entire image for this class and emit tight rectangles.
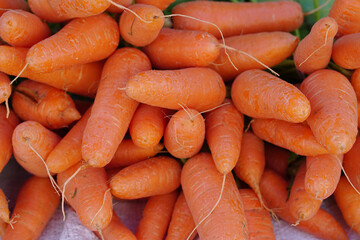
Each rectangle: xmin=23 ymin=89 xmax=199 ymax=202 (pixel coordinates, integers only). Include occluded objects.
xmin=294 ymin=17 xmax=338 ymax=74
xmin=0 ymin=72 xmax=11 ymax=109
xmin=28 ymin=0 xmax=69 ymax=22
xmin=0 ymin=189 xmax=10 ymax=226
xmin=107 ymin=0 xmax=132 ymax=13
xmin=264 ymin=143 xmax=289 ymax=178
xmin=329 ymin=0 xmax=360 ymax=37
xmin=136 ymin=191 xmax=178 ymax=240
xmin=126 ymin=67 xmax=226 ymax=112
xmin=0 ymin=220 xmax=6 ymax=237
xmin=343 ymin=136 xmax=360 ymax=191
xmin=300 ymin=69 xmax=358 ymax=154
xmin=232 ymin=69 xmax=310 ymax=123
xmin=332 ymin=33 xmax=360 ymax=69
xmin=135 ymin=0 xmax=174 ymax=10
xmin=2 ymin=177 xmax=60 ymax=240
xmin=82 ymin=47 xmax=151 ymax=168
xmin=26 ymin=14 xmax=119 ymax=73
xmin=0 ymin=0 xmax=29 ymax=17
xmin=110 ymin=156 xmax=181 ymax=199
xmin=351 ymin=68 xmax=360 ymax=98
xmin=95 ymin=211 xmax=136 ymax=240
xmin=205 ymin=99 xmax=244 ymax=174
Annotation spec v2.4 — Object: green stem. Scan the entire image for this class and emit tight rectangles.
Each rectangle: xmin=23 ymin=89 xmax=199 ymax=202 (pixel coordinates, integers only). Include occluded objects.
xmin=328 ymin=62 xmax=353 ymax=79
xmin=313 ymin=0 xmax=321 ymax=21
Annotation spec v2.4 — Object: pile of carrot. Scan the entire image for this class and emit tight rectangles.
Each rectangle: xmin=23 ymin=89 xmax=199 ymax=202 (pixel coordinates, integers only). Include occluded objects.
xmin=0 ymin=0 xmax=360 ymax=239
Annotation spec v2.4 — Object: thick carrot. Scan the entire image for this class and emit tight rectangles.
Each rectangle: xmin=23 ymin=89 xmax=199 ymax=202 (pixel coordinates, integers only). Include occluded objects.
xmin=264 ymin=143 xmax=289 ymax=178
xmin=300 ymin=69 xmax=358 ymax=154
xmin=110 ymin=156 xmax=181 ymax=199
xmin=82 ymin=48 xmax=151 ymax=168
xmin=181 ymin=153 xmax=248 ymax=240
xmin=0 ymin=189 xmax=10 ymax=225
xmin=143 ymin=28 xmax=220 ymax=69
xmin=232 ymin=69 xmax=310 ymax=123
xmin=136 ymin=191 xmax=178 ymax=240
xmin=107 ymin=0 xmax=132 ymax=13
xmin=332 ymin=33 xmax=360 ymax=69
xmin=135 ymin=0 xmax=174 ymax=10
xmin=172 ymin=1 xmax=303 ymax=38
xmin=26 ymin=14 xmax=119 ymax=73
xmin=57 ymin=162 xmax=113 ymax=231
xmin=351 ymin=68 xmax=360 ymax=98
xmin=205 ymin=99 xmax=244 ymax=174
xmin=28 ymin=0 xmax=69 ymax=22
xmin=164 ymin=108 xmax=205 ymax=159
xmin=294 ymin=17 xmax=338 ymax=74
xmin=329 ymin=0 xmax=360 ymax=37
xmin=2 ymin=177 xmax=60 ymax=240
xmin=95 ymin=211 xmax=136 ymax=240
xmin=12 ymin=80 xmax=81 ymax=129
xmin=210 ymin=32 xmax=299 ymax=81
xmin=0 ymin=72 xmax=11 ymax=106
xmin=126 ymin=67 xmax=226 ymax=112
xmin=0 ymin=10 xmax=50 ymax=47
xmin=343 ymin=136 xmax=360 ymax=191
xmin=0 ymin=0 xmax=29 ymax=17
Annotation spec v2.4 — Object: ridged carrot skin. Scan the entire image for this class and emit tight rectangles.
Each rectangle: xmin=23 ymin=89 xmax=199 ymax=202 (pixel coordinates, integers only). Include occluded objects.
xmin=107 ymin=0 xmax=132 ymax=13
xmin=329 ymin=0 xmax=360 ymax=37
xmin=343 ymin=136 xmax=360 ymax=191
xmin=0 ymin=0 xmax=29 ymax=17
xmin=294 ymin=17 xmax=338 ymax=74
xmin=126 ymin=67 xmax=226 ymax=112
xmin=28 ymin=0 xmax=69 ymax=22
xmin=300 ymin=69 xmax=358 ymax=154
xmin=332 ymin=33 xmax=360 ymax=69
xmin=232 ymin=69 xmax=310 ymax=123
xmin=26 ymin=14 xmax=119 ymax=73
xmin=172 ymin=1 xmax=303 ymax=38
xmin=110 ymin=156 xmax=181 ymax=199
xmin=264 ymin=143 xmax=289 ymax=178
xmin=211 ymin=32 xmax=299 ymax=81
xmin=95 ymin=211 xmax=136 ymax=240
xmin=181 ymin=153 xmax=249 ymax=240
xmin=135 ymin=0 xmax=174 ymax=10
xmin=0 ymin=72 xmax=11 ymax=105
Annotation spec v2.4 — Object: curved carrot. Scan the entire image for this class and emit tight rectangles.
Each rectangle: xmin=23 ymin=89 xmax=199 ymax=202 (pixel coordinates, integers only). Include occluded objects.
xmin=0 ymin=72 xmax=11 ymax=107
xmin=28 ymin=0 xmax=69 ymax=22
xmin=95 ymin=211 xmax=136 ymax=240
xmin=82 ymin=47 xmax=151 ymax=168
xmin=294 ymin=17 xmax=338 ymax=74
xmin=110 ymin=156 xmax=181 ymax=199
xmin=126 ymin=67 xmax=226 ymax=112
xmin=300 ymin=69 xmax=358 ymax=154
xmin=264 ymin=143 xmax=289 ymax=178
xmin=135 ymin=0 xmax=174 ymax=10
xmin=232 ymin=69 xmax=310 ymax=123
xmin=343 ymin=136 xmax=360 ymax=191
xmin=351 ymin=68 xmax=360 ymax=98
xmin=136 ymin=191 xmax=178 ymax=240
xmin=332 ymin=33 xmax=360 ymax=69
xmin=329 ymin=0 xmax=360 ymax=37
xmin=107 ymin=0 xmax=132 ymax=13
xmin=0 ymin=0 xmax=29 ymax=17
xmin=26 ymin=14 xmax=119 ymax=73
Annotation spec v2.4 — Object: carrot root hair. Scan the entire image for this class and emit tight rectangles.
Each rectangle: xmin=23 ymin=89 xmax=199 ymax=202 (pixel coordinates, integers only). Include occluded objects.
xmin=10 ymin=63 xmax=29 ymax=85
xmin=98 ymin=227 xmax=105 ymax=240
xmin=244 ymin=119 xmax=254 ymax=133
xmin=90 ymin=188 xmax=111 ymax=226
xmin=337 ymin=157 xmax=360 ymax=195
xmin=7 ymin=213 xmax=20 ymax=229
xmin=303 ymin=0 xmax=332 ymax=16
xmin=5 ymin=99 xmax=9 ymax=119
xmin=291 ymin=219 xmax=300 ymax=226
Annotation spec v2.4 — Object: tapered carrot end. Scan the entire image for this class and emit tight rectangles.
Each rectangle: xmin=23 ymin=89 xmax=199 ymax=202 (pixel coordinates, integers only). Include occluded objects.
xmin=62 ymin=107 xmax=81 ymax=124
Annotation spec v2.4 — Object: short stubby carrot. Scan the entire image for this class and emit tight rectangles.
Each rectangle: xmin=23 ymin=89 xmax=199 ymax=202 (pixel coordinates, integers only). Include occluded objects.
xmin=264 ymin=143 xmax=289 ymax=178
xmin=231 ymin=69 xmax=311 ymax=123
xmin=172 ymin=1 xmax=303 ymax=38
xmin=294 ymin=17 xmax=338 ymax=74
xmin=107 ymin=0 xmax=132 ymax=13
xmin=126 ymin=67 xmax=226 ymax=112
xmin=143 ymin=28 xmax=220 ymax=69
xmin=28 ymin=0 xmax=70 ymax=22
xmin=329 ymin=0 xmax=360 ymax=37
xmin=95 ymin=211 xmax=136 ymax=240
xmin=135 ymin=0 xmax=174 ymax=10
xmin=300 ymin=69 xmax=358 ymax=154
xmin=332 ymin=33 xmax=360 ymax=69
xmin=343 ymin=136 xmax=360 ymax=191
xmin=12 ymin=80 xmax=81 ymax=129
xmin=110 ymin=156 xmax=181 ymax=199
xmin=26 ymin=14 xmax=119 ymax=73
xmin=0 ymin=72 xmax=11 ymax=106
xmin=164 ymin=108 xmax=205 ymax=159
xmin=0 ymin=0 xmax=29 ymax=17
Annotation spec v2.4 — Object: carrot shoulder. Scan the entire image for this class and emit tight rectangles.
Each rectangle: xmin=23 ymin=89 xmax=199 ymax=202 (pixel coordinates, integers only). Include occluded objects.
xmin=28 ymin=0 xmax=69 ymax=22
xmin=329 ymin=0 xmax=360 ymax=37
xmin=332 ymin=33 xmax=360 ymax=69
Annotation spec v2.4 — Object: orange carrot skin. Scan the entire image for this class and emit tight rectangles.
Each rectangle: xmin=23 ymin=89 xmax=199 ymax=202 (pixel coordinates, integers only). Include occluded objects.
xmin=26 ymin=14 xmax=119 ymax=73
xmin=143 ymin=28 xmax=220 ymax=69
xmin=96 ymin=211 xmax=136 ymax=240
xmin=0 ymin=0 xmax=29 ymax=17
xmin=48 ymin=0 xmax=110 ymax=19
xmin=232 ymin=69 xmax=310 ymax=123
xmin=126 ymin=67 xmax=226 ymax=112
xmin=211 ymin=32 xmax=299 ymax=81
xmin=294 ymin=17 xmax=338 ymax=74
xmin=28 ymin=0 xmax=69 ymax=22
xmin=343 ymin=136 xmax=360 ymax=191
xmin=12 ymin=80 xmax=81 ymax=129
xmin=334 ymin=176 xmax=360 ymax=235
xmin=300 ymin=69 xmax=358 ymax=154
xmin=172 ymin=1 xmax=303 ymax=38
xmin=110 ymin=156 xmax=181 ymax=199
xmin=107 ymin=0 xmax=132 ymax=13
xmin=264 ymin=143 xmax=289 ymax=178
xmin=329 ymin=0 xmax=360 ymax=37
xmin=135 ymin=0 xmax=174 ymax=10
xmin=0 ymin=72 xmax=11 ymax=104
xmin=57 ymin=162 xmax=113 ymax=231
xmin=351 ymin=68 xmax=360 ymax=98
xmin=205 ymin=99 xmax=243 ymax=174
xmin=0 ymin=220 xmax=6 ymax=237
xmin=82 ymin=48 xmax=151 ymax=168
xmin=0 ymin=10 xmax=50 ymax=47
xmin=332 ymin=33 xmax=360 ymax=69
xmin=305 ymin=154 xmax=343 ymax=199
xmin=239 ymin=189 xmax=276 ymax=240
xmin=2 ymin=177 xmax=60 ymax=240
xmin=0 ymin=189 xmax=9 ymax=224
xmin=165 ymin=192 xmax=196 ymax=240
xmin=136 ymin=191 xmax=178 ymax=240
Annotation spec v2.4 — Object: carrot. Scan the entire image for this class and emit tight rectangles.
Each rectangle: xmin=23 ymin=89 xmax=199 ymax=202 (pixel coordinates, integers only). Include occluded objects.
xmin=300 ymin=69 xmax=358 ymax=154
xmin=0 ymin=189 xmax=10 ymax=226
xmin=210 ymin=32 xmax=299 ymax=81
xmin=0 ymin=220 xmax=6 ymax=237
xmin=126 ymin=67 xmax=226 ymax=112
xmin=351 ymin=68 xmax=360 ymax=98
xmin=0 ymin=10 xmax=50 ymax=47
xmin=82 ymin=47 xmax=151 ymax=168
xmin=57 ymin=162 xmax=113 ymax=231
xmin=26 ymin=14 xmax=119 ymax=73
xmin=28 ymin=0 xmax=69 ymax=22
xmin=95 ymin=211 xmax=136 ymax=240
xmin=12 ymin=80 xmax=81 ymax=129
xmin=334 ymin=176 xmax=360 ymax=235
xmin=110 ymin=156 xmax=181 ymax=199
xmin=119 ymin=4 xmax=164 ymax=47
xmin=0 ymin=72 xmax=11 ymax=114
xmin=172 ymin=1 xmax=303 ymax=38
xmin=2 ymin=176 xmax=60 ymax=240
xmin=239 ymin=189 xmax=276 ymax=240
xmin=343 ymin=136 xmax=360 ymax=191
xmin=135 ymin=0 xmax=174 ymax=10
xmin=231 ymin=69 xmax=310 ymax=123
xmin=0 ymin=105 xmax=19 ymax=172
xmin=205 ymin=99 xmax=243 ymax=174
xmin=329 ymin=0 xmax=360 ymax=37
xmin=107 ymin=0 xmax=132 ymax=13
xmin=181 ymin=153 xmax=248 ymax=240
xmin=106 ymin=139 xmax=164 ymax=168
xmin=264 ymin=143 xmax=289 ymax=178
xmin=0 ymin=0 xmax=29 ymax=17
xmin=136 ymin=191 xmax=178 ymax=240
xmin=332 ymin=33 xmax=360 ymax=69
xmin=165 ymin=192 xmax=196 ymax=240
xmin=164 ymin=108 xmax=205 ymax=159
xmin=294 ymin=17 xmax=338 ymax=74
